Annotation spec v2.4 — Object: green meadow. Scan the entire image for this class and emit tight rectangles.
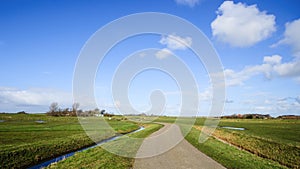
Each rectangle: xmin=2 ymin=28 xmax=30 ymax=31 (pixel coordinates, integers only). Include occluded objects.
xmin=0 ymin=113 xmax=140 ymax=168
xmin=152 ymin=116 xmax=299 ymax=168
xmin=47 ymin=123 xmax=163 ymax=169
xmin=1 ymin=114 xmax=299 ymax=169
xmin=212 ymin=119 xmax=300 ymax=168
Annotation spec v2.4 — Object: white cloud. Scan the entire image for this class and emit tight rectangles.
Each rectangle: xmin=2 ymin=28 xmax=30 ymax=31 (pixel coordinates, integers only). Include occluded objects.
xmin=273 ymin=60 xmax=300 ymax=77
xmin=224 ymin=63 xmax=272 ymax=86
xmin=254 ymin=106 xmax=273 ymax=112
xmin=211 ymin=1 xmax=276 ymax=47
xmin=273 ymin=18 xmax=300 ymax=57
xmin=156 ymin=34 xmax=192 ymax=59
xmin=263 ymin=55 xmax=282 ymax=65
xmin=198 ymin=87 xmax=212 ymax=101
xmin=296 ymin=96 xmax=300 ymax=104
xmin=264 ymin=99 xmax=272 ymax=104
xmin=275 ymin=97 xmax=300 ymax=115
xmin=174 ymin=0 xmax=199 ymax=7
xmin=159 ymin=34 xmax=192 ymax=50
xmin=0 ymin=87 xmax=72 ymax=112
xmin=224 ymin=55 xmax=300 ymax=86
xmin=155 ymin=48 xmax=173 ymax=60
xmin=139 ymin=52 xmax=146 ymax=58
xmin=225 ymin=99 xmax=234 ymax=103
xmin=225 ymin=95 xmax=300 ymax=116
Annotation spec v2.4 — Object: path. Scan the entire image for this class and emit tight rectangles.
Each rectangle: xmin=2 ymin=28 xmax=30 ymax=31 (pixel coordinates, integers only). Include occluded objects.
xmin=133 ymin=123 xmax=226 ymax=169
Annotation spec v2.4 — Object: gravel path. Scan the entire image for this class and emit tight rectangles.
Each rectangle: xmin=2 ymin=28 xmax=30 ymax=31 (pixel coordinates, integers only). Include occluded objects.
xmin=133 ymin=123 xmax=226 ymax=169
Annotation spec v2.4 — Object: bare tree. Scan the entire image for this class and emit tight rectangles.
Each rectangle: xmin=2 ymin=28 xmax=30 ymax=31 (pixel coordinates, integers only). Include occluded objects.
xmin=72 ymin=102 xmax=80 ymax=115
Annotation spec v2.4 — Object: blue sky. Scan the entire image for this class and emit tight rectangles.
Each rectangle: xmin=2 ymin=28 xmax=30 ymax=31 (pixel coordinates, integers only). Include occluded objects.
xmin=0 ymin=0 xmax=300 ymax=117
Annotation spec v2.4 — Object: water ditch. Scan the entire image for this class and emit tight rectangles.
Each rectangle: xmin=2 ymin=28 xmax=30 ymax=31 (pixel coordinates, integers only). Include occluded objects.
xmin=221 ymin=126 xmax=245 ymax=130
xmin=28 ymin=127 xmax=145 ymax=169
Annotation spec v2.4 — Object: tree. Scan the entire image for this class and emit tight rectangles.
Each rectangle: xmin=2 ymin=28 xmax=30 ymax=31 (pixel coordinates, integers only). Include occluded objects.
xmin=72 ymin=102 xmax=80 ymax=115
xmin=62 ymin=108 xmax=70 ymax=116
xmin=245 ymin=114 xmax=253 ymax=119
xmin=49 ymin=102 xmax=59 ymax=113
xmin=77 ymin=109 xmax=83 ymax=116
xmin=17 ymin=111 xmax=27 ymax=114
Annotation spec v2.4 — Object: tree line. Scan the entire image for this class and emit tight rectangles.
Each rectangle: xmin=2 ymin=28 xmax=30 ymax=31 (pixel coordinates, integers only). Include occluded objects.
xmin=46 ymin=102 xmax=113 ymax=117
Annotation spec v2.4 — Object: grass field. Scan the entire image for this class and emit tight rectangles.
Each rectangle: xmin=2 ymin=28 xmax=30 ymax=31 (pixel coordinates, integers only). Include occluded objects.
xmin=218 ymin=119 xmax=300 ymax=145
xmin=0 ymin=113 xmax=140 ymax=169
xmin=154 ymin=116 xmax=299 ymax=169
xmin=183 ymin=125 xmax=288 ymax=169
xmin=1 ymin=114 xmax=299 ymax=169
xmin=214 ymin=119 xmax=300 ymax=168
xmin=47 ymin=123 xmax=163 ymax=169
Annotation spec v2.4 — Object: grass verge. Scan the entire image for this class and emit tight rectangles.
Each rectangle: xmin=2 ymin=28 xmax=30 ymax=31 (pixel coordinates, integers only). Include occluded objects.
xmin=47 ymin=123 xmax=163 ymax=169
xmin=213 ymin=120 xmax=300 ymax=168
xmin=182 ymin=125 xmax=288 ymax=169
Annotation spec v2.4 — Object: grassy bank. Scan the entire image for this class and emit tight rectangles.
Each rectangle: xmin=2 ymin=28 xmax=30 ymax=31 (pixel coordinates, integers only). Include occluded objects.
xmin=153 ymin=117 xmax=299 ymax=169
xmin=215 ymin=119 xmax=300 ymax=168
xmin=0 ymin=113 xmax=139 ymax=169
xmin=47 ymin=123 xmax=163 ymax=169
xmin=183 ymin=125 xmax=288 ymax=169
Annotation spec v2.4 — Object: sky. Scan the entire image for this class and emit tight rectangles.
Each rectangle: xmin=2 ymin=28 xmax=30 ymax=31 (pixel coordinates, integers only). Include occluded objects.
xmin=0 ymin=0 xmax=300 ymax=117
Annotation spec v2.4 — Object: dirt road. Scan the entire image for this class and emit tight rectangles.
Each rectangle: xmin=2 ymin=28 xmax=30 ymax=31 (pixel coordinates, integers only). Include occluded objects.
xmin=133 ymin=123 xmax=226 ymax=169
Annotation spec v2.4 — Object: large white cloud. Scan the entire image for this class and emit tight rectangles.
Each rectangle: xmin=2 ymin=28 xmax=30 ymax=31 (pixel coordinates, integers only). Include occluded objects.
xmin=174 ymin=0 xmax=199 ymax=7
xmin=211 ymin=1 xmax=276 ymax=47
xmin=224 ymin=55 xmax=300 ymax=86
xmin=274 ymin=18 xmax=300 ymax=57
